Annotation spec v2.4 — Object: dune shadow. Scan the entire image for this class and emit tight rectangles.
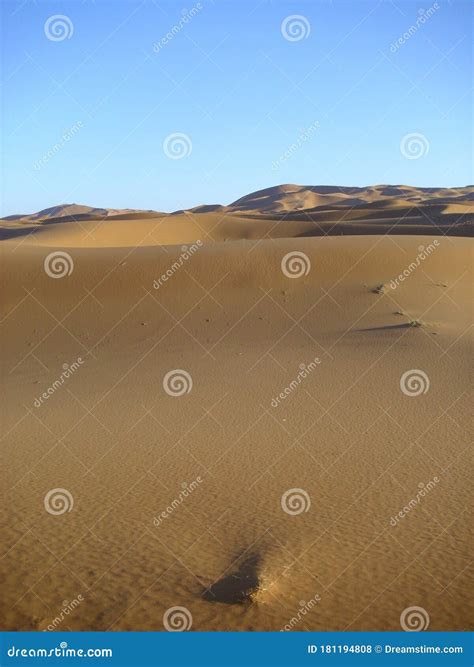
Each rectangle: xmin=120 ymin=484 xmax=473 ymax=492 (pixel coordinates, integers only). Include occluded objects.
xmin=201 ymin=553 xmax=261 ymax=604
xmin=0 ymin=225 xmax=40 ymax=241
xmin=355 ymin=323 xmax=420 ymax=332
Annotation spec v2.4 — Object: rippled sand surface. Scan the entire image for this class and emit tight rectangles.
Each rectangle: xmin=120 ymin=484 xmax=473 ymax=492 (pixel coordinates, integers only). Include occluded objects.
xmin=1 ymin=222 xmax=472 ymax=631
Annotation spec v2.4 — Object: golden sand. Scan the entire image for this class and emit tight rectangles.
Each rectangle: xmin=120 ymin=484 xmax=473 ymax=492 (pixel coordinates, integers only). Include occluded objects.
xmin=1 ymin=192 xmax=472 ymax=631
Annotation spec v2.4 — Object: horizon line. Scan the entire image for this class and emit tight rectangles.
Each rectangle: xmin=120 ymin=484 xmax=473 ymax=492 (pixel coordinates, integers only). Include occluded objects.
xmin=2 ymin=181 xmax=473 ymax=219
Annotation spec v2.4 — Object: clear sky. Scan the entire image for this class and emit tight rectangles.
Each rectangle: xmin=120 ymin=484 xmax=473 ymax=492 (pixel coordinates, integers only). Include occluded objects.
xmin=1 ymin=0 xmax=472 ymax=216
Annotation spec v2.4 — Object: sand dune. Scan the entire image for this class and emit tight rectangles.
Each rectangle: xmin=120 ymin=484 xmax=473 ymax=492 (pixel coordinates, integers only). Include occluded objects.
xmin=227 ymin=184 xmax=473 ymax=215
xmin=1 ymin=203 xmax=157 ymax=224
xmin=0 ymin=185 xmax=472 ymax=248
xmin=2 ymin=184 xmax=472 ymax=229
xmin=0 ymin=188 xmax=472 ymax=632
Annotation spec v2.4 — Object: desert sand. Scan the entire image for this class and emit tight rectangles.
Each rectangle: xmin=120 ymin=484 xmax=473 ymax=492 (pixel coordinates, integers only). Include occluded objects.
xmin=1 ymin=185 xmax=472 ymax=631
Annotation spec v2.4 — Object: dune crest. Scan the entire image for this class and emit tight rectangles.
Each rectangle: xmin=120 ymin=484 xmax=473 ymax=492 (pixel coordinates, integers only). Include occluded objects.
xmin=1 ymin=184 xmax=472 ymax=246
xmin=2 ymin=183 xmax=472 ymax=225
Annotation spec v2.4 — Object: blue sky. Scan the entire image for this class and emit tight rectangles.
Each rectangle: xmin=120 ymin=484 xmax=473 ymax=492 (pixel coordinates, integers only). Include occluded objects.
xmin=1 ymin=0 xmax=472 ymax=215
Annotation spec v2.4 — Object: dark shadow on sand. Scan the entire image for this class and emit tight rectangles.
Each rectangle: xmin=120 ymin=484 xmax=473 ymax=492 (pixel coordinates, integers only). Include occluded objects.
xmin=355 ymin=323 xmax=420 ymax=332
xmin=202 ymin=553 xmax=261 ymax=604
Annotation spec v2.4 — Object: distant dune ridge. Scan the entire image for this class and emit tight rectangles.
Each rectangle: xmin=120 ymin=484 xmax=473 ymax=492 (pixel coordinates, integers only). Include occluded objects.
xmin=227 ymin=183 xmax=474 ymax=215
xmin=1 ymin=184 xmax=472 ymax=245
xmin=2 ymin=183 xmax=473 ymax=224
xmin=1 ymin=203 xmax=157 ymax=223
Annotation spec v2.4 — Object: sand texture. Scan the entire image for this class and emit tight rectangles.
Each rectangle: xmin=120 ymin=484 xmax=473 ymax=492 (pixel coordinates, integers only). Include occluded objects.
xmin=1 ymin=187 xmax=472 ymax=631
